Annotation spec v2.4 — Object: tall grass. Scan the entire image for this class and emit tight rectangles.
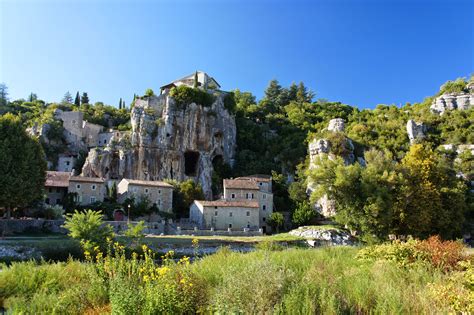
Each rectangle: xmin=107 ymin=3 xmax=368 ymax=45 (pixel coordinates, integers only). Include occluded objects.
xmin=0 ymin=244 xmax=471 ymax=314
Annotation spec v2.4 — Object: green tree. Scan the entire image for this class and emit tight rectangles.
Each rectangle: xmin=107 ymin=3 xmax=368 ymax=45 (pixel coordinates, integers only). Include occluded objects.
xmin=63 ymin=209 xmax=114 ymax=251
xmin=145 ymin=88 xmax=155 ymax=97
xmin=193 ymin=71 xmax=198 ymax=88
xmin=74 ymin=91 xmax=80 ymax=106
xmin=118 ymin=97 xmax=123 ymax=109
xmin=81 ymin=92 xmax=89 ymax=104
xmin=0 ymin=114 xmax=47 ymax=218
xmin=62 ymin=91 xmax=73 ymax=104
xmin=167 ymin=179 xmax=204 ymax=218
xmin=292 ymin=202 xmax=315 ymax=226
xmin=268 ymin=212 xmax=284 ymax=233
xmin=27 ymin=93 xmax=38 ymax=102
xmin=0 ymin=83 xmax=8 ymax=107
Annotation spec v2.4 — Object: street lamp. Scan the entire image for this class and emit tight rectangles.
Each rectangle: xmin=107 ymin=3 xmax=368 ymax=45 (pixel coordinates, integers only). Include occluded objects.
xmin=127 ymin=204 xmax=131 ymax=224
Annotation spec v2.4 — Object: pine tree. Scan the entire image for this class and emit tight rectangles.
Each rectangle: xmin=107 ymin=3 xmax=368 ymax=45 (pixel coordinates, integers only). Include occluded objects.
xmin=0 ymin=83 xmax=8 ymax=107
xmin=81 ymin=92 xmax=89 ymax=104
xmin=62 ymin=91 xmax=73 ymax=104
xmin=74 ymin=92 xmax=80 ymax=106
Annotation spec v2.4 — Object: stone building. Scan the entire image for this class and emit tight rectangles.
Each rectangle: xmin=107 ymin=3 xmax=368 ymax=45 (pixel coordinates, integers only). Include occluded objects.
xmin=54 ymin=109 xmax=105 ymax=149
xmin=190 ymin=175 xmax=274 ymax=232
xmin=44 ymin=171 xmax=70 ymax=206
xmin=68 ymin=176 xmax=106 ymax=205
xmin=190 ymin=200 xmax=260 ymax=230
xmin=57 ymin=153 xmax=77 ymax=173
xmin=117 ymin=179 xmax=174 ymax=213
xmin=160 ymin=71 xmax=221 ymax=95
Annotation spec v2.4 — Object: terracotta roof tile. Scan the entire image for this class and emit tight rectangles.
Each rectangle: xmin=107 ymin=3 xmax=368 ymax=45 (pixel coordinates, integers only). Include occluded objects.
xmin=223 ymin=179 xmax=260 ymax=190
xmin=123 ymin=179 xmax=173 ymax=188
xmin=195 ymin=200 xmax=259 ymax=208
xmin=45 ymin=171 xmax=70 ymax=187
xmin=69 ymin=176 xmax=105 ymax=184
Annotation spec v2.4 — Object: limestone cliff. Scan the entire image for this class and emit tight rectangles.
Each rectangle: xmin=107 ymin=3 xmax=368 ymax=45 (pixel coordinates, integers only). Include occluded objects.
xmin=430 ymin=82 xmax=474 ymax=114
xmin=81 ymin=93 xmax=236 ymax=198
xmin=306 ymin=119 xmax=360 ymax=217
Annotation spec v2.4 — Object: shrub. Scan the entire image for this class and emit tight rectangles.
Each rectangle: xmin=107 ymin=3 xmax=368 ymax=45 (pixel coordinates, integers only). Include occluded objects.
xmin=144 ymin=88 xmax=155 ymax=97
xmin=224 ymin=92 xmax=236 ymax=113
xmin=169 ymin=85 xmax=216 ymax=108
xmin=62 ymin=209 xmax=114 ymax=252
xmin=357 ymin=236 xmax=466 ymax=270
xmin=43 ymin=204 xmax=65 ymax=219
xmin=124 ymin=221 xmax=146 ymax=247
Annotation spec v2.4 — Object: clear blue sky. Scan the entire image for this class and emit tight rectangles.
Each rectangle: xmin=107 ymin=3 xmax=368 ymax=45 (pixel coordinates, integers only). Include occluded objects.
xmin=1 ymin=0 xmax=473 ymax=109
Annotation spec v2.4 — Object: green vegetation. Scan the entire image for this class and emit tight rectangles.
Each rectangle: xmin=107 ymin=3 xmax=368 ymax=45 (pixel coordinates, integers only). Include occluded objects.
xmin=1 ymin=240 xmax=472 ymax=314
xmin=169 ymin=85 xmax=216 ymax=108
xmin=166 ymin=179 xmax=205 ymax=218
xmin=0 ymin=114 xmax=47 ymax=217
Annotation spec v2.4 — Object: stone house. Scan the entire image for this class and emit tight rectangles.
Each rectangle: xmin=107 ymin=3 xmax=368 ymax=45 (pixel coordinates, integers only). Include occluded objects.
xmin=57 ymin=153 xmax=77 ymax=173
xmin=68 ymin=176 xmax=106 ymax=205
xmin=160 ymin=71 xmax=221 ymax=95
xmin=44 ymin=171 xmax=70 ymax=206
xmin=190 ymin=200 xmax=260 ymax=230
xmin=224 ymin=175 xmax=274 ymax=232
xmin=54 ymin=109 xmax=104 ymax=149
xmin=190 ymin=175 xmax=274 ymax=232
xmin=117 ymin=179 xmax=173 ymax=213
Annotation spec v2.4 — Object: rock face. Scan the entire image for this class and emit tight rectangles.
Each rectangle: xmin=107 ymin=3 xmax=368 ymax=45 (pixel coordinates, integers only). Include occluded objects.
xmin=430 ymin=92 xmax=473 ymax=114
xmin=81 ymin=93 xmax=236 ymax=198
xmin=327 ymin=118 xmax=345 ymax=132
xmin=307 ymin=119 xmax=359 ymax=217
xmin=406 ymin=119 xmax=427 ymax=144
xmin=289 ymin=226 xmax=356 ymax=246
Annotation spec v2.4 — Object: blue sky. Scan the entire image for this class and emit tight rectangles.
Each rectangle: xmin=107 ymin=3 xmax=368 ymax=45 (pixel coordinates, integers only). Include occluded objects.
xmin=1 ymin=0 xmax=473 ymax=109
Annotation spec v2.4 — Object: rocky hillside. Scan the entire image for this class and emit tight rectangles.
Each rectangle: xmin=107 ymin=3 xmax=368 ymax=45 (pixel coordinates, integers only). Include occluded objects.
xmin=81 ymin=92 xmax=236 ymax=198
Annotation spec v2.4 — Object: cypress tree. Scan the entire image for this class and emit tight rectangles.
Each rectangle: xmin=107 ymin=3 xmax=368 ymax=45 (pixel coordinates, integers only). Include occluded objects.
xmin=81 ymin=92 xmax=89 ymax=105
xmin=193 ymin=71 xmax=198 ymax=88
xmin=119 ymin=98 xmax=122 ymax=109
xmin=74 ymin=91 xmax=80 ymax=106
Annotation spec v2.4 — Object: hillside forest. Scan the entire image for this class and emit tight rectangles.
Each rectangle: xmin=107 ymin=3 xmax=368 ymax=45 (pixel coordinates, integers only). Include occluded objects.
xmin=0 ymin=76 xmax=473 ymax=242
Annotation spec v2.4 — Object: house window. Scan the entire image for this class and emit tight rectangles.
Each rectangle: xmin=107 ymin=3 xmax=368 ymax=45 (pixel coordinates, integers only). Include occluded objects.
xmin=90 ymin=196 xmax=96 ymax=203
xmin=246 ymin=211 xmax=250 ymax=216
xmin=66 ymin=161 xmax=70 ymax=166
xmin=56 ymin=188 xmax=60 ymax=193
xmin=263 ymin=217 xmax=266 ymax=222
xmin=157 ymin=199 xmax=161 ymax=205
xmin=48 ymin=188 xmax=52 ymax=193
xmin=251 ymin=193 xmax=254 ymax=199
xmin=215 ymin=211 xmax=218 ymax=216
xmin=78 ymin=195 xmax=83 ymax=203
xmin=228 ymin=224 xmax=232 ymax=228
xmin=91 ymin=185 xmax=96 ymax=190
xmin=263 ymin=205 xmax=266 ymax=211
xmin=259 ymin=182 xmax=263 ymax=186
xmin=76 ymin=184 xmax=81 ymax=189
xmin=158 ymin=189 xmax=161 ymax=194
xmin=231 ymin=193 xmax=235 ymax=199
xmin=263 ymin=194 xmax=266 ymax=200
xmin=229 ymin=212 xmax=233 ymax=217
xmin=246 ymin=193 xmax=253 ymax=199
xmin=145 ymin=188 xmax=149 ymax=194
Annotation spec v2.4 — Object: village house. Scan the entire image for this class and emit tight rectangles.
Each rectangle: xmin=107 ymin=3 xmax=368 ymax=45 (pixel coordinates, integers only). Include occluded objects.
xmin=117 ymin=179 xmax=174 ymax=213
xmin=44 ymin=171 xmax=70 ymax=206
xmin=190 ymin=175 xmax=274 ymax=232
xmin=57 ymin=153 xmax=77 ymax=173
xmin=160 ymin=71 xmax=221 ymax=95
xmin=68 ymin=176 xmax=106 ymax=205
xmin=190 ymin=200 xmax=260 ymax=230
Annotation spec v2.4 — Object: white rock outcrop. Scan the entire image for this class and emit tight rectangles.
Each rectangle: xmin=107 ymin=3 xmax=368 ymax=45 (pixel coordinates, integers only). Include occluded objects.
xmin=289 ymin=226 xmax=356 ymax=246
xmin=406 ymin=119 xmax=427 ymax=144
xmin=430 ymin=88 xmax=473 ymax=114
xmin=327 ymin=118 xmax=345 ymax=132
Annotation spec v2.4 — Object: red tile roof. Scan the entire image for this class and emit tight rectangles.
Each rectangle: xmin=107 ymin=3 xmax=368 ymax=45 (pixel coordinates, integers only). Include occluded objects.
xmin=122 ymin=179 xmax=173 ymax=188
xmin=45 ymin=171 xmax=70 ymax=187
xmin=69 ymin=176 xmax=105 ymax=184
xmin=195 ymin=200 xmax=260 ymax=208
xmin=223 ymin=179 xmax=260 ymax=190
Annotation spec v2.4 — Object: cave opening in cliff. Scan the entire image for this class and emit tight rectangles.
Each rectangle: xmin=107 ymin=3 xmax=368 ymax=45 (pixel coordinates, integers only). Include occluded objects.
xmin=184 ymin=151 xmax=200 ymax=176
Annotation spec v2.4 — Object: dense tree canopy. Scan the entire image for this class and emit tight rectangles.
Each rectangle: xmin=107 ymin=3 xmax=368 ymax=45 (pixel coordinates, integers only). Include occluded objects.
xmin=0 ymin=113 xmax=47 ymax=217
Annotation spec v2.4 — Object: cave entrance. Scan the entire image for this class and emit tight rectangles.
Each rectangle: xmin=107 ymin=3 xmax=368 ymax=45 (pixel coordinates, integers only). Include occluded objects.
xmin=184 ymin=151 xmax=200 ymax=176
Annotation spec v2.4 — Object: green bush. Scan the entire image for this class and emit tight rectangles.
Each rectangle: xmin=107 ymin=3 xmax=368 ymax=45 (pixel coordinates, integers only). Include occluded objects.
xmin=169 ymin=85 xmax=216 ymax=108
xmin=62 ymin=209 xmax=114 ymax=251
